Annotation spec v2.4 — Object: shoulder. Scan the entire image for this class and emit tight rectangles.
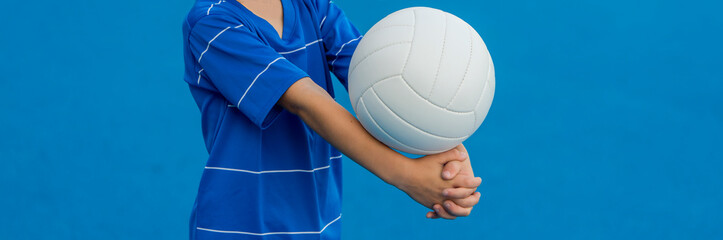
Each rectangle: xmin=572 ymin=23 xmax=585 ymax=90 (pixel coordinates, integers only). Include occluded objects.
xmin=185 ymin=0 xmax=247 ymax=30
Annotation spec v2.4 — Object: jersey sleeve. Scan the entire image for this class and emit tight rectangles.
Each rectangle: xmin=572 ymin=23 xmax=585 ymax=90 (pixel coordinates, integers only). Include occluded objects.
xmin=318 ymin=0 xmax=362 ymax=89
xmin=189 ymin=15 xmax=309 ymax=129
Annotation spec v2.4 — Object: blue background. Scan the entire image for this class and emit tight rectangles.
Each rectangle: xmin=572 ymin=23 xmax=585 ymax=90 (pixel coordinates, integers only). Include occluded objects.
xmin=1 ymin=0 xmax=721 ymax=239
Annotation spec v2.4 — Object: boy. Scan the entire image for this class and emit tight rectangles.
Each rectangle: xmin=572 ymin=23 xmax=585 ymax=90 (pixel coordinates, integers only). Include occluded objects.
xmin=182 ymin=0 xmax=482 ymax=239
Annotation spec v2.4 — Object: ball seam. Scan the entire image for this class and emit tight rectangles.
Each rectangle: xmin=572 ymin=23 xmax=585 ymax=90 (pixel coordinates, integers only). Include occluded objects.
xmin=472 ymin=60 xmax=493 ymax=126
xmin=348 ymin=41 xmax=412 ymax=77
xmin=445 ymin=24 xmax=475 ymax=110
xmin=354 ymin=74 xmax=403 ymax=111
xmin=399 ymin=9 xmax=416 ymax=79
xmin=357 ymin=97 xmax=436 ymax=154
xmin=363 ymin=24 xmax=415 ymax=36
xmin=369 ymin=87 xmax=470 ymax=140
xmin=397 ymin=9 xmax=455 ymax=111
xmin=428 ymin=13 xmax=449 ymax=99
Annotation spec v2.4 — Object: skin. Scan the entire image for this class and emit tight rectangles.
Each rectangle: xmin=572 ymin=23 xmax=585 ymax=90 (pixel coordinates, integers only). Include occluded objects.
xmin=238 ymin=0 xmax=285 ymax=38
xmin=280 ymin=78 xmax=481 ymax=219
xmin=240 ymin=0 xmax=481 ymax=219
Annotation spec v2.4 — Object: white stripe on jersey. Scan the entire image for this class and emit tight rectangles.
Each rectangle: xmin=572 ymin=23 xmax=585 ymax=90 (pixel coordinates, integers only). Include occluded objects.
xmin=206 ymin=0 xmax=225 ymax=15
xmin=196 ymin=24 xmax=244 ymax=85
xmin=278 ymin=39 xmax=323 ymax=55
xmin=329 ymin=35 xmax=363 ymax=71
xmin=205 ymin=155 xmax=342 ymax=174
xmin=319 ymin=16 xmax=327 ymax=29
xmin=197 ymin=69 xmax=204 ymax=84
xmin=197 ymin=24 xmax=244 ymax=64
xmin=197 ymin=214 xmax=342 ymax=236
xmin=236 ymin=57 xmax=285 ymax=108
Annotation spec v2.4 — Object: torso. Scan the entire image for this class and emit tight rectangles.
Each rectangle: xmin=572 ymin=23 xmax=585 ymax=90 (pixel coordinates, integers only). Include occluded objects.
xmin=182 ymin=0 xmax=354 ymax=237
xmin=236 ymin=0 xmax=284 ymax=38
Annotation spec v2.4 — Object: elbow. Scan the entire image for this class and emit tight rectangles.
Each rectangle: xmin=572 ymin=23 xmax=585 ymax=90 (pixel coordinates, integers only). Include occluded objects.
xmin=279 ymin=77 xmax=324 ymax=117
xmin=283 ymin=100 xmax=305 ymax=116
xmin=279 ymin=93 xmax=304 ymax=116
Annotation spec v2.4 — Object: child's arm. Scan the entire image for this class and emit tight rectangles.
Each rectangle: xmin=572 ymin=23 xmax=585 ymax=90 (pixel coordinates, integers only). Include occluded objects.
xmin=188 ymin=11 xmax=480 ymax=219
xmin=279 ymin=77 xmax=482 ymax=216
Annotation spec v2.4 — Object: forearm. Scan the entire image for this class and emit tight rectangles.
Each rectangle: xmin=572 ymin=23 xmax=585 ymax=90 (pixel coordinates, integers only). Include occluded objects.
xmin=279 ymin=78 xmax=481 ymax=218
xmin=280 ymin=77 xmax=408 ymax=185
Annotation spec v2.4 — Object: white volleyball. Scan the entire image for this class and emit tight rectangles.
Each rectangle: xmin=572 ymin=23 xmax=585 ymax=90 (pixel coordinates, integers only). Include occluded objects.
xmin=348 ymin=7 xmax=495 ymax=155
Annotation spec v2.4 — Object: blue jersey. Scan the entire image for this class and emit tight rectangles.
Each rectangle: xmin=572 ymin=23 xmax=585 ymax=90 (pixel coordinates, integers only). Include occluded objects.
xmin=181 ymin=0 xmax=361 ymax=239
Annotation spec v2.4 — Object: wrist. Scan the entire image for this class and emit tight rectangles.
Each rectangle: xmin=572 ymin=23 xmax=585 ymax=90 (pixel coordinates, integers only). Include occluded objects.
xmin=382 ymin=154 xmax=414 ymax=189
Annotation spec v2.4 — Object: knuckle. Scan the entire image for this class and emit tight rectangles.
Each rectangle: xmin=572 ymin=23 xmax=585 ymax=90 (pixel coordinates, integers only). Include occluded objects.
xmin=451 ymin=149 xmax=460 ymax=158
xmin=458 ymin=192 xmax=470 ymax=199
xmin=445 ymin=162 xmax=458 ymax=171
xmin=459 ymin=190 xmax=471 ymax=198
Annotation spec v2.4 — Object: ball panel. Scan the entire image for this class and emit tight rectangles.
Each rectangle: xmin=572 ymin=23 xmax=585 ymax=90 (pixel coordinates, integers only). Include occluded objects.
xmin=356 ymin=97 xmax=438 ymax=155
xmin=368 ymin=7 xmax=415 ymax=30
xmin=348 ymin=43 xmax=411 ymax=110
xmin=427 ymin=13 xmax=474 ymax=107
xmin=469 ymin=23 xmax=491 ymax=57
xmin=400 ymin=8 xmax=447 ymax=99
xmin=446 ymin=27 xmax=493 ymax=112
xmin=362 ymin=87 xmax=466 ymax=154
xmin=474 ymin=59 xmax=495 ymax=128
xmin=372 ymin=76 xmax=475 ymax=138
xmin=348 ymin=25 xmax=413 ymax=76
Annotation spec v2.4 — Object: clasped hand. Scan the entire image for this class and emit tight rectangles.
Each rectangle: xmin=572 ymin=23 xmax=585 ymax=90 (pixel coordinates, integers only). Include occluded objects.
xmin=394 ymin=144 xmax=481 ymax=220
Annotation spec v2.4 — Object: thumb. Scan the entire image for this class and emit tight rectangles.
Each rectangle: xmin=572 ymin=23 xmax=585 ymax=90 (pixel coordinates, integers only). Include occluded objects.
xmin=441 ymin=160 xmax=462 ymax=180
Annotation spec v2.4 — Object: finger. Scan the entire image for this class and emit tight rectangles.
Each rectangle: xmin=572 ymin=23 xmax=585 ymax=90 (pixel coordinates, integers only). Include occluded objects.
xmin=426 ymin=211 xmax=440 ymax=219
xmin=453 ymin=176 xmax=482 ymax=188
xmin=433 ymin=204 xmax=457 ymax=220
xmin=443 ymin=187 xmax=476 ymax=199
xmin=452 ymin=192 xmax=481 ymax=208
xmin=436 ymin=148 xmax=467 ymax=164
xmin=443 ymin=200 xmax=472 ymax=217
xmin=454 ymin=144 xmax=469 ymax=161
xmin=441 ymin=161 xmax=462 ymax=180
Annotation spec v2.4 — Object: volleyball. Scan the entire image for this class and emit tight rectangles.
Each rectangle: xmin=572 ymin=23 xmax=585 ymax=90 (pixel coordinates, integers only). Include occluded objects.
xmin=348 ymin=7 xmax=495 ymax=155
